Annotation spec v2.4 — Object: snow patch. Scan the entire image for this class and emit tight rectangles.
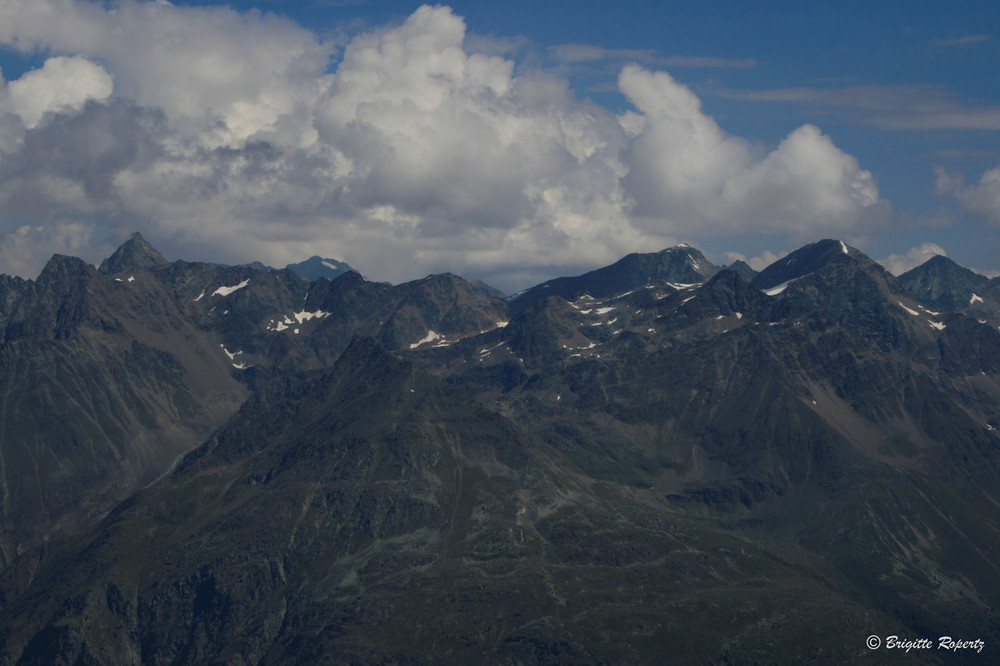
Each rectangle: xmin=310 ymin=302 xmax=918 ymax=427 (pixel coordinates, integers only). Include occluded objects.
xmin=929 ymin=321 xmax=946 ymax=331
xmin=293 ymin=310 xmax=330 ymax=323
xmin=840 ymin=240 xmax=849 ymax=255
xmin=898 ymin=302 xmax=920 ymax=316
xmin=213 ymin=278 xmax=250 ymax=297
xmin=971 ymin=293 xmax=984 ymax=304
xmin=193 ymin=289 xmax=206 ymax=302
xmin=764 ymin=280 xmax=794 ymax=296
xmin=410 ymin=330 xmax=441 ymax=349
xmin=220 ymin=344 xmax=251 ymax=369
xmin=478 ymin=341 xmax=507 ymax=357
xmin=595 ymin=307 xmax=615 ymax=315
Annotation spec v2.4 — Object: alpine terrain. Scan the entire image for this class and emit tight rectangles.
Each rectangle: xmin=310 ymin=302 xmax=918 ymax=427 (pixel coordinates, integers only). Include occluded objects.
xmin=0 ymin=234 xmax=998 ymax=663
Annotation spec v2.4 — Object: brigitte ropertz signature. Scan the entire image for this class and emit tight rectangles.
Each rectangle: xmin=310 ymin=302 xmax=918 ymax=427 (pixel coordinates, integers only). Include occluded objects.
xmin=866 ymin=634 xmax=985 ymax=653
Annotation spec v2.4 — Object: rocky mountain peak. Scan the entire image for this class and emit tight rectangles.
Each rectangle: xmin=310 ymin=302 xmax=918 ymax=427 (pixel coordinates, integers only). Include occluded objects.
xmin=509 ymin=244 xmax=720 ymax=314
xmin=284 ymin=255 xmax=357 ymax=281
xmin=749 ymin=238 xmax=855 ymax=290
xmin=98 ymin=231 xmax=168 ymax=276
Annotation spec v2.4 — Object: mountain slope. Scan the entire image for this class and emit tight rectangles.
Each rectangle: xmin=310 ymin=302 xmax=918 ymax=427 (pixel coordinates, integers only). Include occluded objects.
xmin=0 ymin=252 xmax=248 ymax=584
xmin=410 ymin=238 xmax=1000 ymax=647
xmin=1 ymin=339 xmax=898 ymax=664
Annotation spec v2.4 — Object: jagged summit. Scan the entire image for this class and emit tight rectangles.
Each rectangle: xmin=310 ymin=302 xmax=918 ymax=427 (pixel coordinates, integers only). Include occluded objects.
xmin=98 ymin=232 xmax=168 ymax=276
xmin=725 ymin=259 xmax=757 ymax=281
xmin=749 ymin=238 xmax=855 ymax=291
xmin=899 ymin=253 xmax=1000 ymax=326
xmin=509 ymin=244 xmax=720 ymax=313
xmin=899 ymin=254 xmax=995 ymax=307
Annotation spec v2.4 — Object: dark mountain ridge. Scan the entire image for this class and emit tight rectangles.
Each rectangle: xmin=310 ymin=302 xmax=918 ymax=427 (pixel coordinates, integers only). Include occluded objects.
xmin=508 ymin=244 xmax=719 ymax=314
xmin=899 ymin=253 xmax=1000 ymax=328
xmin=0 ymin=234 xmax=999 ymax=662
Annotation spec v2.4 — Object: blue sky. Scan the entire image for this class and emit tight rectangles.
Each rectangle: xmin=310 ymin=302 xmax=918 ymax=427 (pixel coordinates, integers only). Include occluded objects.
xmin=0 ymin=0 xmax=997 ymax=290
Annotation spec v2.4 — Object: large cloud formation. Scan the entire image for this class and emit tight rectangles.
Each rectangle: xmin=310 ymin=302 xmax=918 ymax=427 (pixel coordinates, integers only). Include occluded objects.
xmin=0 ymin=1 xmax=888 ymax=289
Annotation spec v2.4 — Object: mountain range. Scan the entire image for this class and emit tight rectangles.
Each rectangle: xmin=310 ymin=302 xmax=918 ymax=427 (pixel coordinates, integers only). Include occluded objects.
xmin=0 ymin=234 xmax=998 ymax=663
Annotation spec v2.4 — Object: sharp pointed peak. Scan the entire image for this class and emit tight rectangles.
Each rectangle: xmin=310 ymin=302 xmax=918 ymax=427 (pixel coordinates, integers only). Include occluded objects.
xmin=99 ymin=232 xmax=168 ymax=276
xmin=750 ymin=239 xmax=865 ymax=290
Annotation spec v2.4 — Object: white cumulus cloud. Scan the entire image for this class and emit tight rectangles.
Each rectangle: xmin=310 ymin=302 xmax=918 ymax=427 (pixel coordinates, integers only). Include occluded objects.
xmin=619 ymin=65 xmax=886 ymax=238
xmin=0 ymin=2 xmax=891 ymax=292
xmin=3 ymin=56 xmax=113 ymax=128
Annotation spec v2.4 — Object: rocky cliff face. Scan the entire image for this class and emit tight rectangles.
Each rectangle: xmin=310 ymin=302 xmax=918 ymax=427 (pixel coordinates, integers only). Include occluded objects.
xmin=1 ymin=236 xmax=1000 ymax=663
xmin=0 ymin=251 xmax=248 ymax=596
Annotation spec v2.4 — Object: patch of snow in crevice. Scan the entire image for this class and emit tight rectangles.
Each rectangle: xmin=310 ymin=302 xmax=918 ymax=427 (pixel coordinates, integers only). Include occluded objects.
xmin=220 ymin=345 xmax=251 ymax=369
xmin=764 ymin=277 xmax=800 ymax=296
xmin=595 ymin=306 xmax=615 ymax=315
xmin=840 ymin=240 xmax=849 ymax=255
xmin=477 ymin=321 xmax=509 ymax=334
xmin=128 ymin=275 xmax=135 ymax=282
xmin=293 ymin=310 xmax=330 ymax=324
xmin=929 ymin=321 xmax=946 ymax=331
xmin=918 ymin=305 xmax=942 ymax=316
xmin=898 ymin=302 xmax=920 ymax=316
xmin=410 ymin=330 xmax=441 ymax=349
xmin=971 ymin=293 xmax=984 ymax=304
xmin=193 ymin=289 xmax=206 ymax=302
xmin=213 ymin=278 xmax=250 ymax=297
xmin=479 ymin=340 xmax=507 ymax=356
xmin=667 ymin=282 xmax=700 ymax=290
